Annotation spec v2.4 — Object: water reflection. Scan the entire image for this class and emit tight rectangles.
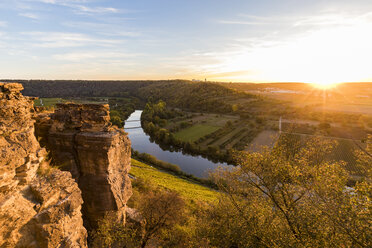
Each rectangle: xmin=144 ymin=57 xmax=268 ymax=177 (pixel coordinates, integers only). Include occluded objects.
xmin=125 ymin=110 xmax=230 ymax=178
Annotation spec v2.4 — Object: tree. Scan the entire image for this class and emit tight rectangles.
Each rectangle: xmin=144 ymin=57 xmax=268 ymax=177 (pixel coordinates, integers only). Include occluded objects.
xmin=91 ymin=212 xmax=141 ymax=248
xmin=355 ymin=134 xmax=372 ymax=177
xmin=138 ymin=190 xmax=185 ymax=248
xmin=92 ymin=190 xmax=186 ymax=248
xmin=203 ymin=138 xmax=371 ymax=247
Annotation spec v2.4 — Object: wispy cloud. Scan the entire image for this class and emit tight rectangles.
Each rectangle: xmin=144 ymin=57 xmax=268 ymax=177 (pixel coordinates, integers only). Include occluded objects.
xmin=18 ymin=12 xmax=40 ymax=19
xmin=218 ymin=20 xmax=265 ymax=25
xmin=216 ymin=14 xmax=289 ymax=26
xmin=219 ymin=11 xmax=372 ymax=28
xmin=34 ymin=0 xmax=123 ymax=15
xmin=20 ymin=31 xmax=125 ymax=48
xmin=37 ymin=0 xmax=89 ymax=3
xmin=98 ymin=30 xmax=140 ymax=37
xmin=53 ymin=51 xmax=141 ymax=61
xmin=73 ymin=5 xmax=120 ymax=14
xmin=62 ymin=21 xmax=141 ymax=37
xmin=0 ymin=21 xmax=7 ymax=27
xmin=293 ymin=11 xmax=372 ymax=27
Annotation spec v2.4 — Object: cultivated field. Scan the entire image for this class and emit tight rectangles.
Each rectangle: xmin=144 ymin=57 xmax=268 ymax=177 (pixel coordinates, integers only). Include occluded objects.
xmin=174 ymin=124 xmax=220 ymax=142
xmin=165 ymin=112 xmax=263 ymax=151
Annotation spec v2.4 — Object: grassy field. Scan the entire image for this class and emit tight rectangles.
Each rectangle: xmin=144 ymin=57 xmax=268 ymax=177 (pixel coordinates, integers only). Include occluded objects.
xmin=34 ymin=97 xmax=108 ymax=107
xmin=34 ymin=98 xmax=67 ymax=107
xmin=163 ymin=111 xmax=262 ymax=151
xmin=174 ymin=124 xmax=220 ymax=142
xmin=130 ymin=159 xmax=219 ymax=204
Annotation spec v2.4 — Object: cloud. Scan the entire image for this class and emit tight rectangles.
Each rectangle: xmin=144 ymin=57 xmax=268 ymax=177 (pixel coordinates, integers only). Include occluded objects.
xmin=37 ymin=0 xmax=88 ymax=3
xmin=62 ymin=21 xmax=141 ymax=37
xmin=0 ymin=21 xmax=7 ymax=27
xmin=52 ymin=51 xmax=140 ymax=61
xmin=34 ymin=0 xmax=123 ymax=15
xmin=216 ymin=14 xmax=291 ymax=26
xmin=18 ymin=12 xmax=39 ymax=19
xmin=209 ymin=11 xmax=372 ymax=82
xmin=73 ymin=5 xmax=120 ymax=14
xmin=219 ymin=11 xmax=372 ymax=29
xmin=20 ymin=31 xmax=125 ymax=48
xmin=207 ymin=10 xmax=372 ymax=82
xmin=205 ymin=70 xmax=254 ymax=79
xmin=293 ymin=11 xmax=372 ymax=27
xmin=97 ymin=30 xmax=141 ymax=38
xmin=217 ymin=20 xmax=265 ymax=25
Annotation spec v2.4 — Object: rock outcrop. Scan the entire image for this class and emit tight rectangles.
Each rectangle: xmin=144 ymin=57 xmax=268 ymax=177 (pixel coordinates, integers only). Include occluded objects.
xmin=35 ymin=103 xmax=132 ymax=230
xmin=0 ymin=83 xmax=87 ymax=247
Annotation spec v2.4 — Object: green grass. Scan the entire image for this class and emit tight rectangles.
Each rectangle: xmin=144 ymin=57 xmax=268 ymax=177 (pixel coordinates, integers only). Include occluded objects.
xmin=174 ymin=124 xmax=220 ymax=142
xmin=34 ymin=98 xmax=67 ymax=107
xmin=34 ymin=97 xmax=108 ymax=107
xmin=130 ymin=159 xmax=219 ymax=204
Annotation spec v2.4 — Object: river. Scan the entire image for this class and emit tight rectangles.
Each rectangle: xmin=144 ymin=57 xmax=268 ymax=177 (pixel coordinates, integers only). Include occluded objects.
xmin=124 ymin=110 xmax=230 ymax=178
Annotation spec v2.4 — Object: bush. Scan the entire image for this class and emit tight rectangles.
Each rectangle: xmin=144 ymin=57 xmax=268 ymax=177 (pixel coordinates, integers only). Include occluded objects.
xmin=110 ymin=115 xmax=123 ymax=128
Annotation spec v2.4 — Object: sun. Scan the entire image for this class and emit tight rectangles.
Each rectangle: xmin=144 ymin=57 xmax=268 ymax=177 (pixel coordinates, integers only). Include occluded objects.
xmin=311 ymin=81 xmax=338 ymax=89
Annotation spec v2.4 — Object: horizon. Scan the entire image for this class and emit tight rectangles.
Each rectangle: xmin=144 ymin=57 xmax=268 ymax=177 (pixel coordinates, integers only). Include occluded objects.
xmin=1 ymin=0 xmax=372 ymax=86
xmin=1 ymin=79 xmax=371 ymax=84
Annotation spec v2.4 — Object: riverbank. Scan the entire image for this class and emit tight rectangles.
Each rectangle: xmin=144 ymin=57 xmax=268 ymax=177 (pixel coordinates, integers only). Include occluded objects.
xmin=140 ymin=102 xmax=237 ymax=164
xmin=124 ymin=110 xmax=230 ymax=178
xmin=132 ymin=150 xmax=218 ymax=188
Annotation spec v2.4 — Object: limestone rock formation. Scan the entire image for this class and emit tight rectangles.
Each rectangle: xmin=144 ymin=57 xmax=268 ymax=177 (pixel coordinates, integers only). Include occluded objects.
xmin=35 ymin=103 xmax=132 ymax=230
xmin=0 ymin=83 xmax=87 ymax=247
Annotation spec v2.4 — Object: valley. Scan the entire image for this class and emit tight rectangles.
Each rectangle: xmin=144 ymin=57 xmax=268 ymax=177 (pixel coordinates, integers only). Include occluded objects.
xmin=1 ymin=81 xmax=371 ymax=247
xmin=27 ymin=80 xmax=371 ymax=181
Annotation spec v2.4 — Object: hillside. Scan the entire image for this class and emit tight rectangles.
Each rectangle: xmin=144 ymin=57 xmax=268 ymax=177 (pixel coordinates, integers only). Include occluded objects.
xmin=129 ymin=159 xmax=218 ymax=205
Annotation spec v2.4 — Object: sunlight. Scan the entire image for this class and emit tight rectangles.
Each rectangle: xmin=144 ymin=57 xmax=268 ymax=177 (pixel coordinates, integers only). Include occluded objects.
xmin=311 ymin=81 xmax=338 ymax=89
xmin=209 ymin=13 xmax=372 ymax=83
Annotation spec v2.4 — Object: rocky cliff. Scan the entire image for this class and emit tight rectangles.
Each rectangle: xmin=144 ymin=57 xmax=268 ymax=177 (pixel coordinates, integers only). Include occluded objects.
xmin=0 ymin=83 xmax=87 ymax=247
xmin=35 ymin=103 xmax=132 ymax=231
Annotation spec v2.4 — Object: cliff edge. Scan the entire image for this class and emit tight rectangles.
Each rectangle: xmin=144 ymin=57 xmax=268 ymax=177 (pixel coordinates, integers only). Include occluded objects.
xmin=0 ymin=83 xmax=87 ymax=247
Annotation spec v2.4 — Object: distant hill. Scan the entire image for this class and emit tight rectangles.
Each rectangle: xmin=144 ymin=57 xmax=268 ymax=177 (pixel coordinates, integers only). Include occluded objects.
xmin=222 ymin=82 xmax=372 ymax=97
xmin=3 ymin=79 xmax=270 ymax=114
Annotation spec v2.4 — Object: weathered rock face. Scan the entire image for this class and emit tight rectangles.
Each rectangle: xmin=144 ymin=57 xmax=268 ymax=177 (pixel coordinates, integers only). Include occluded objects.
xmin=0 ymin=83 xmax=87 ymax=247
xmin=35 ymin=103 xmax=132 ymax=230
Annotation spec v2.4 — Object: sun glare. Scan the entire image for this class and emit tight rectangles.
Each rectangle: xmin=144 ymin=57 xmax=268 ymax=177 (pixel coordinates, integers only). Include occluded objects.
xmin=311 ymin=81 xmax=338 ymax=89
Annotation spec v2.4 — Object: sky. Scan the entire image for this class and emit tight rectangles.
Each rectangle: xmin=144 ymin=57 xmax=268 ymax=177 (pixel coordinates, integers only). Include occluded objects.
xmin=1 ymin=0 xmax=372 ymax=83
